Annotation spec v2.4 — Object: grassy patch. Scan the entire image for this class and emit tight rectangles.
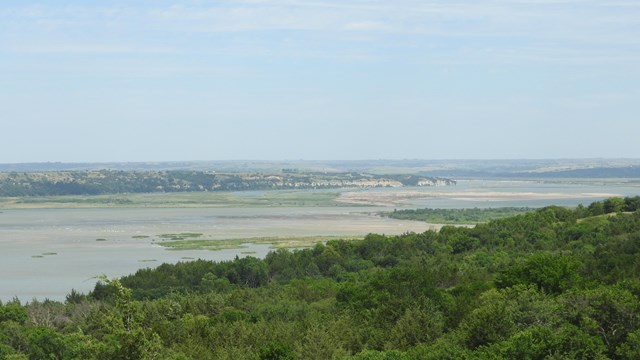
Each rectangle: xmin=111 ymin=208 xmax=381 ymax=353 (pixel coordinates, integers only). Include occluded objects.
xmin=132 ymin=235 xmax=150 ymax=239
xmin=159 ymin=233 xmax=203 ymax=241
xmin=1 ymin=190 xmax=344 ymax=209
xmin=160 ymin=235 xmax=362 ymax=251
xmin=577 ymin=212 xmax=622 ymax=224
xmin=96 ymin=238 xmax=107 ymax=241
xmin=161 ymin=240 xmax=248 ymax=251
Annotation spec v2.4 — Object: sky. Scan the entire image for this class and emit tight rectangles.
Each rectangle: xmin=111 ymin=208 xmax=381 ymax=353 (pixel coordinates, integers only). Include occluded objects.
xmin=1 ymin=0 xmax=639 ymax=163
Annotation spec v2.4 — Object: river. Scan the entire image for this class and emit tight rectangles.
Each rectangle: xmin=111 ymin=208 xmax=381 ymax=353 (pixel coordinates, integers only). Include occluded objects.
xmin=1 ymin=179 xmax=638 ymax=302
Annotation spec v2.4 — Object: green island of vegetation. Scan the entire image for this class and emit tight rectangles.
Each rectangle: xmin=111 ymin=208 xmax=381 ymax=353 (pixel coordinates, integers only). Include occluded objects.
xmin=160 ymin=235 xmax=364 ymax=251
xmin=1 ymin=196 xmax=640 ymax=359
xmin=384 ymin=207 xmax=535 ymax=224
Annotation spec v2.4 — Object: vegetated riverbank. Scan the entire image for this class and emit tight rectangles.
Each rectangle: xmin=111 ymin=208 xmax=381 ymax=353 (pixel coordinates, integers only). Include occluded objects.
xmin=382 ymin=207 xmax=535 ymax=224
xmin=158 ymin=234 xmax=366 ymax=251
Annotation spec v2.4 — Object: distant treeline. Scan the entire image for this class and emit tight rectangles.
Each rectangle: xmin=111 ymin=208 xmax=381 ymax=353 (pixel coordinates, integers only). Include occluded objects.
xmin=3 ymin=159 xmax=639 ymax=177
xmin=2 ymin=197 xmax=640 ymax=358
xmin=420 ymin=166 xmax=640 ymax=179
xmin=0 ymin=170 xmax=455 ymax=197
xmin=385 ymin=207 xmax=535 ymax=224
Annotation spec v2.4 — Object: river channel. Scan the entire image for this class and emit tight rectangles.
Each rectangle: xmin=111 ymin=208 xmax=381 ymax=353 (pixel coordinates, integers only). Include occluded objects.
xmin=1 ymin=179 xmax=638 ymax=302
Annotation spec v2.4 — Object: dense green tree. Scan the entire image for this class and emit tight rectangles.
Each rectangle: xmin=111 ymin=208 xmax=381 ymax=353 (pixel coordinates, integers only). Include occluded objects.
xmin=616 ymin=328 xmax=640 ymax=359
xmin=385 ymin=299 xmax=444 ymax=350
xmin=623 ymin=196 xmax=640 ymax=212
xmin=495 ymin=253 xmax=582 ymax=293
xmin=589 ymin=201 xmax=606 ymax=216
xmin=604 ymin=197 xmax=626 ymax=214
xmin=258 ymin=341 xmax=296 ymax=360
xmin=459 ymin=289 xmax=517 ymax=348
xmin=0 ymin=302 xmax=28 ymax=325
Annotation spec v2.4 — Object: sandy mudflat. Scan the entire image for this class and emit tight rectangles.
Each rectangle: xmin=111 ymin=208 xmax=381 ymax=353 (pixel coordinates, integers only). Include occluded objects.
xmin=336 ymin=191 xmax=622 ymax=207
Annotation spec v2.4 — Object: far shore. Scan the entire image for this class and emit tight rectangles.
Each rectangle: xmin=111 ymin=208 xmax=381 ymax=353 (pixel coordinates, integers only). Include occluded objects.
xmin=336 ymin=191 xmax=622 ymax=207
xmin=0 ymin=179 xmax=632 ymax=210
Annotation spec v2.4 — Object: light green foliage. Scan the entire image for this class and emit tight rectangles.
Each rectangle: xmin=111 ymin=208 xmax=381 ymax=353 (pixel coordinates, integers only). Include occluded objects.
xmin=351 ymin=350 xmax=410 ymax=360
xmin=495 ymin=253 xmax=582 ymax=293
xmin=604 ymin=197 xmax=625 ymax=214
xmin=297 ymin=322 xmax=349 ymax=360
xmin=0 ymin=302 xmax=28 ymax=325
xmin=459 ymin=289 xmax=517 ymax=348
xmin=92 ymin=277 xmax=165 ymax=359
xmin=478 ymin=324 xmax=608 ymax=359
xmin=4 ymin=355 xmax=29 ymax=360
xmin=258 ymin=341 xmax=296 ymax=360
xmin=560 ymin=285 xmax=640 ymax=356
xmin=616 ymin=329 xmax=640 ymax=359
xmin=385 ymin=299 xmax=444 ymax=350
xmin=200 ymin=273 xmax=232 ymax=293
xmin=407 ymin=337 xmax=470 ymax=360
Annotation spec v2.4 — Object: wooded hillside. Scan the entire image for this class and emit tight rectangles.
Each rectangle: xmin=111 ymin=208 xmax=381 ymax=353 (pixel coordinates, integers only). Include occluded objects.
xmin=0 ymin=170 xmax=455 ymax=197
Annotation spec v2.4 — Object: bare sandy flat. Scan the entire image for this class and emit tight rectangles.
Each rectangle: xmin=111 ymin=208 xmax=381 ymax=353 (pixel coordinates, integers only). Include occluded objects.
xmin=336 ymin=191 xmax=621 ymax=207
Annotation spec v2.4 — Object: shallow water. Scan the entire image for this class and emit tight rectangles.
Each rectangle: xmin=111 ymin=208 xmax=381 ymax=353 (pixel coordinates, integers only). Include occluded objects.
xmin=1 ymin=180 xmax=638 ymax=302
xmin=0 ymin=206 xmax=432 ymax=302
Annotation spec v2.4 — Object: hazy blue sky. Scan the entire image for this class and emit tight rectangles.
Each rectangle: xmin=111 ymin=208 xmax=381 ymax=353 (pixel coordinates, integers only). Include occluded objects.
xmin=1 ymin=0 xmax=639 ymax=162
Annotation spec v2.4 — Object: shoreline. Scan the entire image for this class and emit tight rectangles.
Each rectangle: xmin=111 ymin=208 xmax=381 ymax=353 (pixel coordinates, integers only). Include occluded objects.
xmin=336 ymin=191 xmax=622 ymax=207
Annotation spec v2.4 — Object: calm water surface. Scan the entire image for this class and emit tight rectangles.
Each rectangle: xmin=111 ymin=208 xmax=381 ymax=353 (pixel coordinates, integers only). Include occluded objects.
xmin=0 ymin=206 xmax=430 ymax=302
xmin=1 ymin=180 xmax=638 ymax=302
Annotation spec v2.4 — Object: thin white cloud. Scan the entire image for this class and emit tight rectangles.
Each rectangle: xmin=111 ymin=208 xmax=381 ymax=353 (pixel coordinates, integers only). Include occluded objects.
xmin=5 ymin=44 xmax=176 ymax=55
xmin=0 ymin=1 xmax=638 ymax=65
xmin=343 ymin=21 xmax=392 ymax=32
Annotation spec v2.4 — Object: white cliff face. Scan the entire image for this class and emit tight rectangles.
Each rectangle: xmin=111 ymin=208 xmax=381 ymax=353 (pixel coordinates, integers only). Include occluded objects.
xmin=262 ymin=176 xmax=455 ymax=189
xmin=0 ymin=170 xmax=457 ymax=196
xmin=304 ymin=177 xmax=456 ymax=189
xmin=311 ymin=179 xmax=404 ymax=188
xmin=417 ymin=178 xmax=457 ymax=187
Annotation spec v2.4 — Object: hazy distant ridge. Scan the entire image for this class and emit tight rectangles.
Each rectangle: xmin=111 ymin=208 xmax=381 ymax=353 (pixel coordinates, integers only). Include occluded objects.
xmin=2 ymin=159 xmax=639 ymax=176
